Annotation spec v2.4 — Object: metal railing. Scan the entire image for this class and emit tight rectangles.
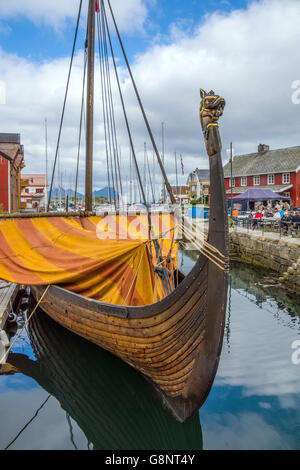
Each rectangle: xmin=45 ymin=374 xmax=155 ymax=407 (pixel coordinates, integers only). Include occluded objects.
xmin=232 ymin=217 xmax=300 ymax=238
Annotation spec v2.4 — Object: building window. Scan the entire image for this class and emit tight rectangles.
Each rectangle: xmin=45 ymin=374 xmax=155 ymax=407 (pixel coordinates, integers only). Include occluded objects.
xmin=36 ymin=188 xmax=44 ymax=194
xmin=253 ymin=175 xmax=260 ymax=185
xmin=229 ymin=177 xmax=235 ymax=187
xmin=241 ymin=176 xmax=247 ymax=186
xmin=268 ymin=174 xmax=275 ymax=185
xmin=283 ymin=192 xmax=290 ymax=198
xmin=282 ymin=173 xmax=290 ymax=184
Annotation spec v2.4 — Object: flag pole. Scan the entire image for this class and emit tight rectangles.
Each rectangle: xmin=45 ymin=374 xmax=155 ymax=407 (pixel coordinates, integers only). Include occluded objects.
xmin=230 ymin=142 xmax=233 ymax=217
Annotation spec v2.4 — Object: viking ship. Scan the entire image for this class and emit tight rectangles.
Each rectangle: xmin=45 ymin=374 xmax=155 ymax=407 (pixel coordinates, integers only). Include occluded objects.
xmin=0 ymin=0 xmax=229 ymax=422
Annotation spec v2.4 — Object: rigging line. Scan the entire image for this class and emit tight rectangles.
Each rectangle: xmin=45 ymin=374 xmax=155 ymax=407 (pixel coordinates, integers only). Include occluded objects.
xmin=175 ymin=152 xmax=178 ymax=198
xmin=97 ymin=12 xmax=115 ymax=206
xmin=101 ymin=7 xmax=123 ymax=204
xmin=101 ymin=14 xmax=122 ymax=205
xmin=99 ymin=7 xmax=121 ymax=205
xmin=100 ymin=17 xmax=120 ymax=209
xmin=181 ymin=222 xmax=226 ymax=258
xmin=183 ymin=221 xmax=227 ymax=259
xmin=96 ymin=13 xmax=112 ymax=205
xmin=101 ymin=3 xmax=151 ymax=224
xmin=47 ymin=0 xmax=83 ymax=211
xmin=116 ymin=144 xmax=123 ymax=199
xmin=152 ymin=150 xmax=156 ymax=203
xmin=145 ymin=143 xmax=155 ymax=203
xmin=102 ymin=2 xmax=174 ymax=291
xmin=75 ymin=47 xmax=88 ymax=209
xmin=3 ymin=394 xmax=52 ymax=451
xmin=181 ymin=225 xmax=228 ymax=271
xmin=129 ymin=147 xmax=132 ymax=204
xmin=106 ymin=0 xmax=176 ymax=205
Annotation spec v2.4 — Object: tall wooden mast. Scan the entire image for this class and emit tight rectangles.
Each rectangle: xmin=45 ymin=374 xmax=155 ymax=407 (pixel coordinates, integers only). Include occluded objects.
xmin=85 ymin=0 xmax=95 ymax=212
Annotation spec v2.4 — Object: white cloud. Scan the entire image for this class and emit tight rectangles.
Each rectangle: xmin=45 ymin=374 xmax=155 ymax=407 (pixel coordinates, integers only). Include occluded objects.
xmin=0 ymin=0 xmax=148 ymax=33
xmin=0 ymin=0 xmax=300 ymax=195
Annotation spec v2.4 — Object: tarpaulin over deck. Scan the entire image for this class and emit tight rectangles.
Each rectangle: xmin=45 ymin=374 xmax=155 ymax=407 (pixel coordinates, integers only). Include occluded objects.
xmin=0 ymin=214 xmax=177 ymax=306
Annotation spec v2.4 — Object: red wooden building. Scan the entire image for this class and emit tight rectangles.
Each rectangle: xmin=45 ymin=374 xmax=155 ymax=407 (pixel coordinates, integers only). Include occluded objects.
xmin=0 ymin=133 xmax=25 ymax=213
xmin=223 ymin=144 xmax=300 ymax=207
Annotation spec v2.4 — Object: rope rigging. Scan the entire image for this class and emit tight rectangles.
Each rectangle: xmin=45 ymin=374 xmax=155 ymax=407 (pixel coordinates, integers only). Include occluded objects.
xmin=75 ymin=46 xmax=88 ymax=208
xmin=47 ymin=0 xmax=83 ymax=211
xmin=97 ymin=6 xmax=121 ymax=206
xmin=46 ymin=0 xmax=230 ymax=294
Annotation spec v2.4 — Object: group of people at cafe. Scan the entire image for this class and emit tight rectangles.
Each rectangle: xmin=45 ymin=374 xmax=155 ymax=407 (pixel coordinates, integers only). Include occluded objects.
xmin=231 ymin=200 xmax=300 ymax=233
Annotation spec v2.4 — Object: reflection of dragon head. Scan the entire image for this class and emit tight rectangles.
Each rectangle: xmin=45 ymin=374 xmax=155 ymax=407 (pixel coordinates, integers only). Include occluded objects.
xmin=199 ymin=89 xmax=226 ymax=156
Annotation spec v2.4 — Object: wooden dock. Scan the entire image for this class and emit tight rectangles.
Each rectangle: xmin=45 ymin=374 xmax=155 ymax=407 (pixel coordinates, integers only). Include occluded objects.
xmin=0 ymin=280 xmax=19 ymax=330
xmin=0 ymin=280 xmax=20 ymax=364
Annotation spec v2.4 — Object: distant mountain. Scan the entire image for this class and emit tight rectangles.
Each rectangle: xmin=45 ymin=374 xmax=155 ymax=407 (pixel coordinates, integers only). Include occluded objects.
xmin=50 ymin=188 xmax=84 ymax=199
xmin=94 ymin=187 xmax=118 ymax=199
xmin=49 ymin=187 xmax=117 ymax=200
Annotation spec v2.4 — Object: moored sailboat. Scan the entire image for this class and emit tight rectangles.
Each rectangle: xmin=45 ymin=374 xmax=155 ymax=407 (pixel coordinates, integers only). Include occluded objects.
xmin=0 ymin=0 xmax=228 ymax=422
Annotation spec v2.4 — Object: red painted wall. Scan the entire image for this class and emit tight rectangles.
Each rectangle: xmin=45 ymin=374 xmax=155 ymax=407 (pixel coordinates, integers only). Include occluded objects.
xmin=291 ymin=171 xmax=300 ymax=207
xmin=0 ymin=156 xmax=8 ymax=212
xmin=260 ymin=175 xmax=267 ymax=186
xmin=225 ymin=171 xmax=300 ymax=207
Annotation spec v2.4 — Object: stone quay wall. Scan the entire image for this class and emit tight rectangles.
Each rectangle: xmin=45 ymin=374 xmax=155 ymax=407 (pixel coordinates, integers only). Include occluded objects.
xmin=229 ymin=229 xmax=300 ymax=294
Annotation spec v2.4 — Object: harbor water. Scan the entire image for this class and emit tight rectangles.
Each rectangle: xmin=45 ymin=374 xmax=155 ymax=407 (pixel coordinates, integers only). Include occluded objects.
xmin=0 ymin=249 xmax=299 ymax=450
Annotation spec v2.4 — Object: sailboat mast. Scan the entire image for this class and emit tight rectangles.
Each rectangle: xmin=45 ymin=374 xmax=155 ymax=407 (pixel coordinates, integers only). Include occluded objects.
xmin=45 ymin=117 xmax=48 ymax=212
xmin=85 ymin=0 xmax=95 ymax=212
xmin=161 ymin=122 xmax=165 ymax=203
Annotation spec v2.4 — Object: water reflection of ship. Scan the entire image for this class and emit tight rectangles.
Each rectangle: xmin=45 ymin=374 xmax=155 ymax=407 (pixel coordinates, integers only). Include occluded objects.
xmin=2 ymin=308 xmax=203 ymax=450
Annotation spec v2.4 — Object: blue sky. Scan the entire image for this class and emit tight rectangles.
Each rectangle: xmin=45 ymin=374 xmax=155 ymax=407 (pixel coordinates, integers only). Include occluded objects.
xmin=0 ymin=0 xmax=249 ymax=63
xmin=0 ymin=0 xmax=299 ymax=192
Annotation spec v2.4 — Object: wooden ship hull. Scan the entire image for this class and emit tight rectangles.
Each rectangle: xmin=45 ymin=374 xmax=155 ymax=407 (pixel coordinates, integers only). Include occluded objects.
xmin=32 ymin=149 xmax=229 ymax=423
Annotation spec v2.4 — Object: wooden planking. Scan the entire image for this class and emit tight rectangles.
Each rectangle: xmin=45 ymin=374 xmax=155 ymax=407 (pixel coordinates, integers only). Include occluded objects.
xmin=33 ymin=277 xmax=207 ymax=399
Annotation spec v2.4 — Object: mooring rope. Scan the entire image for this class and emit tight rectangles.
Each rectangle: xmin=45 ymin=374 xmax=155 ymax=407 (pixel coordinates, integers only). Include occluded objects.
xmin=181 ymin=222 xmax=229 ymax=271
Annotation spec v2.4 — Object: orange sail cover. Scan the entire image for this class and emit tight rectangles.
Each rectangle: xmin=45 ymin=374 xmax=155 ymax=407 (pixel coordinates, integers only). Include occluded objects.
xmin=0 ymin=215 xmax=177 ymax=306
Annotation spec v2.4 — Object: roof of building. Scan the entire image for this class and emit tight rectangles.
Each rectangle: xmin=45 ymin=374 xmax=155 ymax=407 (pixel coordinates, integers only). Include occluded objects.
xmin=223 ymin=145 xmax=300 ymax=177
xmin=0 ymin=150 xmax=12 ymax=162
xmin=21 ymin=174 xmax=47 ymax=186
xmin=187 ymin=168 xmax=210 ymax=183
xmin=0 ymin=133 xmax=21 ymax=144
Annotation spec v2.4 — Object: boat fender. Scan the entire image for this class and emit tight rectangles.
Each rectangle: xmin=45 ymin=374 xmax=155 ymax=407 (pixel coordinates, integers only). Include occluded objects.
xmin=0 ymin=329 xmax=10 ymax=348
xmin=7 ymin=312 xmax=17 ymax=323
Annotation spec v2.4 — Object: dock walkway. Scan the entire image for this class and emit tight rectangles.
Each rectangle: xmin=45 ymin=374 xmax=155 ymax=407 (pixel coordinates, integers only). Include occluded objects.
xmin=0 ymin=280 xmax=19 ymax=330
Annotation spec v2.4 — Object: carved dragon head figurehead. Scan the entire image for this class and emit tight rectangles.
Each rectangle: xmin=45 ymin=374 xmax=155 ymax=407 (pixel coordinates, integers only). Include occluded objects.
xmin=199 ymin=89 xmax=226 ymax=156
